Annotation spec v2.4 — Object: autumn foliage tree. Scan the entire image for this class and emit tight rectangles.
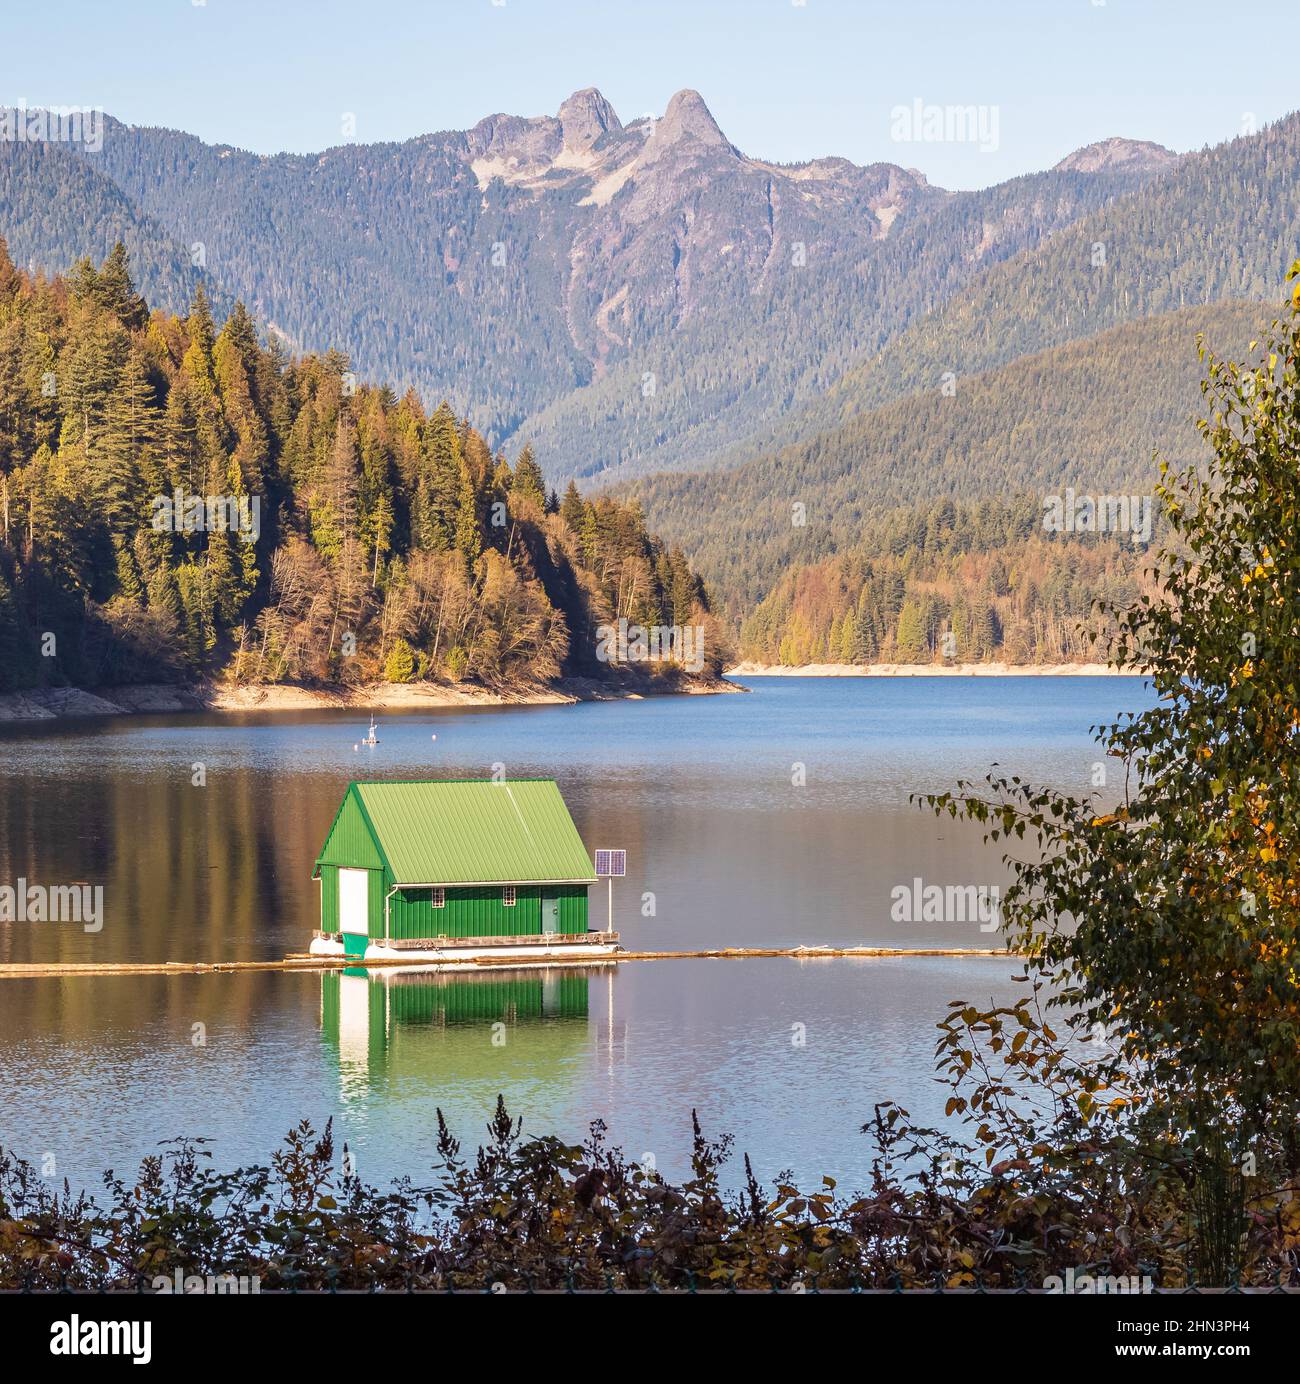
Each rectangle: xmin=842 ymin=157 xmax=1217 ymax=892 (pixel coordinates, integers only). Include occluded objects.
xmin=927 ymin=270 xmax=1300 ymax=1169
xmin=0 ymin=241 xmax=717 ymax=693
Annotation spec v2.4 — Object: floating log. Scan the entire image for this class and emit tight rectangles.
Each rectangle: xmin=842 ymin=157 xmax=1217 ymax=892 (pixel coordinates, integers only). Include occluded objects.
xmin=0 ymin=945 xmax=1011 ymax=980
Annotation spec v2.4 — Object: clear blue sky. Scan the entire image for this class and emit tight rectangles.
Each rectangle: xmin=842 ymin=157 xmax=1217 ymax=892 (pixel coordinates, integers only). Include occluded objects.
xmin=0 ymin=0 xmax=1291 ymax=188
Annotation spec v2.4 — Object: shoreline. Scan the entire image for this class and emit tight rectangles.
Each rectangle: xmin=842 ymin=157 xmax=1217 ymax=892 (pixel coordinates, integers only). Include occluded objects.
xmin=726 ymin=660 xmax=1134 ymax=678
xmin=0 ymin=674 xmax=741 ymax=724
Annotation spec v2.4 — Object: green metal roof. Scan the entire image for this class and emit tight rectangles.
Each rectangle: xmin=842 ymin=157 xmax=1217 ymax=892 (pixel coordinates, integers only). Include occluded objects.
xmin=327 ymin=779 xmax=597 ymax=886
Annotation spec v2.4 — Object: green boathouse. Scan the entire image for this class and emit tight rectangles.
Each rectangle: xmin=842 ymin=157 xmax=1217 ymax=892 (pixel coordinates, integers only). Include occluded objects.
xmin=312 ymin=779 xmax=599 ymax=958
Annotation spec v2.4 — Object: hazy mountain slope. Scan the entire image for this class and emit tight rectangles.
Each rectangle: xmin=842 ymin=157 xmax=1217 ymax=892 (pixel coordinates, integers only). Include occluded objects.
xmin=778 ymin=114 xmax=1300 ymax=445
xmin=519 ymin=160 xmax=1167 ymax=481
xmin=6 ymin=93 xmax=1284 ymax=501
xmin=58 ymin=91 xmax=937 ymax=447
xmin=627 ymin=301 xmax=1270 ymax=610
xmin=0 ymin=139 xmax=214 ymax=314
xmin=76 ymin=115 xmax=592 ymax=437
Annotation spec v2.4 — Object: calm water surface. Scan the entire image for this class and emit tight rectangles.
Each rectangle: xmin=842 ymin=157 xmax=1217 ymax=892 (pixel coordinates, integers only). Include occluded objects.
xmin=0 ymin=676 xmax=1151 ymax=1192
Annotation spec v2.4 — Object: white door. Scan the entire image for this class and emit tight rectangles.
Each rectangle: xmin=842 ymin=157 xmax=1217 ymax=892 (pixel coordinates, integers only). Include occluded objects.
xmin=339 ymin=868 xmax=370 ymax=934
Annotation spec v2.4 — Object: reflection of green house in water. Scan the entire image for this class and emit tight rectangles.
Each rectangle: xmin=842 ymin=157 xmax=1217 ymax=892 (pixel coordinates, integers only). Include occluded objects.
xmin=310 ymin=779 xmax=617 ymax=963
xmin=320 ymin=967 xmax=598 ymax=1084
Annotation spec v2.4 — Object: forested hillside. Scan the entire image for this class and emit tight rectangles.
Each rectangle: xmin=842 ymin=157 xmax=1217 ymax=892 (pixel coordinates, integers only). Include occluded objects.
xmin=0 ymin=139 xmax=216 ymax=319
xmin=65 ymin=114 xmax=594 ymax=440
xmin=519 ymin=161 xmax=1163 ymax=479
xmin=0 ymin=240 xmax=720 ymax=695
xmin=0 ymin=93 xmax=1174 ymax=477
xmin=776 ymin=112 xmax=1300 ymax=446
xmin=737 ymin=497 xmax=1160 ymax=666
xmin=630 ymin=301 xmax=1269 ymax=610
xmin=4 ymin=96 xmax=1296 ymax=669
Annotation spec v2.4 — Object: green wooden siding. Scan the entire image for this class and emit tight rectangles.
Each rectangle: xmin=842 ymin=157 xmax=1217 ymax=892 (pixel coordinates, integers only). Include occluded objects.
xmin=319 ymin=865 xmax=339 ymax=932
xmin=386 ymin=884 xmax=588 ymax=939
xmin=316 ymin=792 xmax=385 ymax=871
xmin=320 ymin=872 xmax=590 ymax=939
xmin=556 ymin=890 xmax=588 ymax=933
xmin=369 ymin=869 xmax=386 ymax=938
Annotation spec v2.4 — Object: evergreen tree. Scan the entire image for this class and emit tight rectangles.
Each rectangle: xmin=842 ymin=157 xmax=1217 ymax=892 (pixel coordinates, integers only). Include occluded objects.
xmin=454 ymin=458 xmax=481 ymax=570
xmin=894 ymin=599 xmax=929 ymax=662
xmin=383 ymin=636 xmax=417 ymax=683
xmin=182 ymin=286 xmax=217 ymax=397
xmin=560 ymin=479 xmax=584 ymax=532
xmin=99 ymin=346 xmax=160 ymax=524
xmin=112 ymin=536 xmax=144 ymax=605
xmin=96 ymin=243 xmax=148 ymax=331
xmin=511 ymin=443 xmax=546 ymax=509
xmin=416 ymin=402 xmax=462 ymax=550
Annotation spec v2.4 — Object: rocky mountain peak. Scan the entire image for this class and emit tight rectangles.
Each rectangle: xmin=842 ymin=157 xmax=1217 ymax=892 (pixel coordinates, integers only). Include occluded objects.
xmin=557 ymin=87 xmax=622 ymax=152
xmin=645 ymin=88 xmax=734 ymax=160
xmin=1053 ymin=136 xmax=1179 ymax=175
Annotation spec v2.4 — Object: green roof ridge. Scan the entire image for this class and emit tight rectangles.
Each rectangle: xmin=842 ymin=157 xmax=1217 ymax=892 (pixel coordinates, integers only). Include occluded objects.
xmin=321 ymin=779 xmax=597 ymax=886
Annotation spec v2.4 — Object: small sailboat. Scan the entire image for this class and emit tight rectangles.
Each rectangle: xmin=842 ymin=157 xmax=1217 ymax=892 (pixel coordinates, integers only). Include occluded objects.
xmin=361 ymin=715 xmax=380 ymax=747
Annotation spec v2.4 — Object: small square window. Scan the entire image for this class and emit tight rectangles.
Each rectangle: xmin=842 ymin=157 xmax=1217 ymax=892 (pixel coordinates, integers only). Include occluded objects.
xmin=502 ymin=885 xmax=516 ymax=907
xmin=432 ymin=887 xmax=445 ymax=909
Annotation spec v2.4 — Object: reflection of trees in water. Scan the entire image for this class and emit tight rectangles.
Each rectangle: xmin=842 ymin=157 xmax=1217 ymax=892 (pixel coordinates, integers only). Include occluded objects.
xmin=0 ymin=744 xmax=345 ymax=968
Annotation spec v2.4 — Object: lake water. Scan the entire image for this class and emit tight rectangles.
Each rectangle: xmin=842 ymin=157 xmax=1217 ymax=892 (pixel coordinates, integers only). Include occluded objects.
xmin=0 ymin=676 xmax=1151 ymax=1194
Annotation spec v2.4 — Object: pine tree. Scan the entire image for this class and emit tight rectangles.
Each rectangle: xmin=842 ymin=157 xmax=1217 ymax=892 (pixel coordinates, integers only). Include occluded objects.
xmin=146 ymin=560 xmax=181 ymax=625
xmin=205 ymin=529 xmax=243 ymax=627
xmin=312 ymin=415 xmax=360 ymax=561
xmin=417 ymin=402 xmax=462 ymax=549
xmin=99 ymin=346 xmax=160 ymax=526
xmin=560 ymin=479 xmax=584 ymax=532
xmin=96 ymin=243 xmax=148 ymax=331
xmin=182 ymin=286 xmax=217 ymax=397
xmin=384 ymin=636 xmax=417 ymax=683
xmin=838 ymin=607 xmax=856 ymax=663
xmin=112 ymin=536 xmax=144 ymax=605
xmin=511 ymin=443 xmax=546 ymax=509
xmin=668 ymin=549 xmax=697 ymax=625
xmin=894 ymin=599 xmax=928 ymax=662
xmin=454 ymin=459 xmax=481 ymax=570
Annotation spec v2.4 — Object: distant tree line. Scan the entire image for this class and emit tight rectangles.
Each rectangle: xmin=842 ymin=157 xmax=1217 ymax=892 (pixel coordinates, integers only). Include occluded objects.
xmin=630 ymin=300 xmax=1265 ymax=617
xmin=738 ymin=497 xmax=1160 ymax=665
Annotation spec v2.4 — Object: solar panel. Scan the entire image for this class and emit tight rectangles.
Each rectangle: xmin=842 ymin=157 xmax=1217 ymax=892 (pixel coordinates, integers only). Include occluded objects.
xmin=595 ymin=848 xmax=626 ymax=877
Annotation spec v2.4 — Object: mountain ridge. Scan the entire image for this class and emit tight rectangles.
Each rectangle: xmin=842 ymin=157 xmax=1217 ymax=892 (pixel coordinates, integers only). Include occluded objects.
xmin=1 ymin=88 xmax=1190 ymax=472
